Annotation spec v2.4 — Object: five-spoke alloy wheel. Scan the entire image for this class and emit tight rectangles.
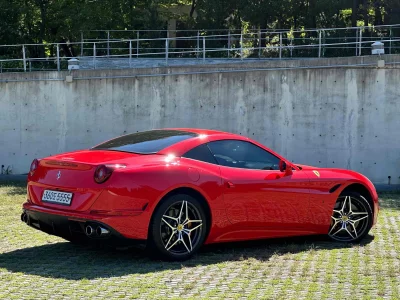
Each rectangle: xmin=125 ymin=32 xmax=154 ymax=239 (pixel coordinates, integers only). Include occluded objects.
xmin=328 ymin=192 xmax=373 ymax=242
xmin=149 ymin=194 xmax=208 ymax=260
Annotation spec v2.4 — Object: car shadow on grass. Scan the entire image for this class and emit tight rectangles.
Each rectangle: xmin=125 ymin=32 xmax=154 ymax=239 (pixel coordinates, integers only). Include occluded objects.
xmin=0 ymin=234 xmax=374 ymax=280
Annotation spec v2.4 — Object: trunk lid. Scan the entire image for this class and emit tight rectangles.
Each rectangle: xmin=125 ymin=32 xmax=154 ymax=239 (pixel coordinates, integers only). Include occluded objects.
xmin=27 ymin=150 xmax=144 ymax=211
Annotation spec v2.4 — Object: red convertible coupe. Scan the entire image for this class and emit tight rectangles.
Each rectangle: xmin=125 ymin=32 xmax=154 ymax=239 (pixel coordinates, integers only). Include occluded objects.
xmin=22 ymin=129 xmax=378 ymax=260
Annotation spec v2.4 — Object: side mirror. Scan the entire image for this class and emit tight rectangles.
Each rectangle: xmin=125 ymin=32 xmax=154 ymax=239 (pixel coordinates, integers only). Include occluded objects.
xmin=279 ymin=160 xmax=293 ymax=176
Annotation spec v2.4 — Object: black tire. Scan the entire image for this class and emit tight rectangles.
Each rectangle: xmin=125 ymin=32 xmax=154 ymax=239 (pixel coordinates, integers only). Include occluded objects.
xmin=328 ymin=191 xmax=373 ymax=242
xmin=148 ymin=194 xmax=208 ymax=261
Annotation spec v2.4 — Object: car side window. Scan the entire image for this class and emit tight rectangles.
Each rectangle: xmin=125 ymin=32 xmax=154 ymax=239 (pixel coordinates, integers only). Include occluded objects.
xmin=207 ymin=140 xmax=280 ymax=170
xmin=182 ymin=144 xmax=218 ymax=165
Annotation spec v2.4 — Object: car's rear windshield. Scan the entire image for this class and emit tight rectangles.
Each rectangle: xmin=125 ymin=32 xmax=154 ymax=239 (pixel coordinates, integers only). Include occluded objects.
xmin=91 ymin=130 xmax=197 ymax=154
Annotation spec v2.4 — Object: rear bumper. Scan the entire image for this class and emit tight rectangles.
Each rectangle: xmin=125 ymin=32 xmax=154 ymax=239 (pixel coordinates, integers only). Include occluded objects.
xmin=22 ymin=203 xmax=147 ymax=247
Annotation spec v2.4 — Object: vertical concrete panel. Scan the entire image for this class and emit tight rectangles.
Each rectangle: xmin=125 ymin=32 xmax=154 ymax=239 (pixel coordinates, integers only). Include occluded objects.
xmin=215 ymin=73 xmax=232 ymax=132
xmin=242 ymin=72 xmax=269 ymax=142
xmin=227 ymin=73 xmax=246 ymax=134
xmin=279 ymin=72 xmax=295 ymax=159
xmin=149 ymin=77 xmax=164 ymax=129
xmin=18 ymin=81 xmax=67 ymax=169
xmin=262 ymin=72 xmax=282 ymax=153
xmin=344 ymin=69 xmax=359 ymax=170
xmin=0 ymin=83 xmax=21 ymax=173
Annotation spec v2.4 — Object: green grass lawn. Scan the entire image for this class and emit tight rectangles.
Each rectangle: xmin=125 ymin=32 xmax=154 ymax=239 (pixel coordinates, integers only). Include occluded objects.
xmin=0 ymin=181 xmax=399 ymax=299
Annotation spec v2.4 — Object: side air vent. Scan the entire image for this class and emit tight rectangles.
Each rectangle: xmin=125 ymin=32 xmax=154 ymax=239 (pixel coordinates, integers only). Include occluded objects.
xmin=329 ymin=184 xmax=341 ymax=194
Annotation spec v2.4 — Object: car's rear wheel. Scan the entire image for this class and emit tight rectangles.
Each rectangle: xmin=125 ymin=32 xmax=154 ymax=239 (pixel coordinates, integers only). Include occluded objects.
xmin=328 ymin=192 xmax=372 ymax=242
xmin=149 ymin=194 xmax=208 ymax=260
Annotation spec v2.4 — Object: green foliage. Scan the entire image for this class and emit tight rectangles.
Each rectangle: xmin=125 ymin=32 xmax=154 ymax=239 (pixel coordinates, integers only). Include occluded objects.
xmin=0 ymin=0 xmax=398 ymax=56
xmin=0 ymin=0 xmax=22 ymax=44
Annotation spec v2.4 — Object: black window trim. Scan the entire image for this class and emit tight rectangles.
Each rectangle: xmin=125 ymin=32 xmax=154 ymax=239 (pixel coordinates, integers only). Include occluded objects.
xmin=206 ymin=139 xmax=282 ymax=171
xmin=182 ymin=139 xmax=282 ymax=171
xmin=91 ymin=148 xmax=156 ymax=155
xmin=182 ymin=143 xmax=219 ymax=165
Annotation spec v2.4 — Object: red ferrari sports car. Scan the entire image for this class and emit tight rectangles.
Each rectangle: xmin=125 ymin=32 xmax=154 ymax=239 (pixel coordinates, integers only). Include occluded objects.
xmin=22 ymin=129 xmax=378 ymax=260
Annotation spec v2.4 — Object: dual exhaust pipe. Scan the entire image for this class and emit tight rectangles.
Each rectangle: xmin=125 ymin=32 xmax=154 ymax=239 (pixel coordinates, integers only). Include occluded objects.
xmin=85 ymin=225 xmax=110 ymax=238
xmin=21 ymin=212 xmax=110 ymax=238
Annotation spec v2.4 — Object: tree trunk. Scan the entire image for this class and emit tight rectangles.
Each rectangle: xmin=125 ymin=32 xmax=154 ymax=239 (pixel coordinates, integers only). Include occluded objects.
xmin=352 ymin=0 xmax=358 ymax=27
xmin=307 ymin=0 xmax=317 ymax=37
xmin=39 ymin=3 xmax=46 ymax=43
xmin=374 ymin=0 xmax=383 ymax=25
xmin=59 ymin=39 xmax=73 ymax=57
xmin=190 ymin=0 xmax=197 ymax=18
xmin=335 ymin=9 xmax=340 ymax=27
xmin=383 ymin=1 xmax=391 ymax=25
xmin=363 ymin=0 xmax=369 ymax=26
xmin=361 ymin=0 xmax=369 ymax=38
xmin=260 ymin=21 xmax=267 ymax=48
xmin=130 ymin=0 xmax=134 ymax=27
xmin=310 ymin=0 xmax=317 ymax=28
xmin=34 ymin=0 xmax=47 ymax=57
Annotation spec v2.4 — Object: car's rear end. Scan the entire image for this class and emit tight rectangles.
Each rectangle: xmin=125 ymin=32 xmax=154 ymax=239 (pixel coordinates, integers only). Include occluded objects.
xmin=23 ymin=151 xmax=148 ymax=247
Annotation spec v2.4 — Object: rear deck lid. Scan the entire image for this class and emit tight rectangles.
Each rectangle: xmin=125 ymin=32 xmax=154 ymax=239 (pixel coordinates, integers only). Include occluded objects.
xmin=27 ymin=150 xmax=140 ymax=211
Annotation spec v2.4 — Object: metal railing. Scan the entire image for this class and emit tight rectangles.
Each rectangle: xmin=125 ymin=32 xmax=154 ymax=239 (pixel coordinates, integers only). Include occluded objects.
xmin=1 ymin=24 xmax=400 ymax=73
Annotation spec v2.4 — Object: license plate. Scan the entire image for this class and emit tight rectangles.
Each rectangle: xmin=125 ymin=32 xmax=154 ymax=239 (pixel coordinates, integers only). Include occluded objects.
xmin=42 ymin=190 xmax=73 ymax=206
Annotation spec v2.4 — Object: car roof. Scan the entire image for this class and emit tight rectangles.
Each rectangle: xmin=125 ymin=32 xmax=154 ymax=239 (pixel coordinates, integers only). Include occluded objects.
xmin=158 ymin=128 xmax=288 ymax=166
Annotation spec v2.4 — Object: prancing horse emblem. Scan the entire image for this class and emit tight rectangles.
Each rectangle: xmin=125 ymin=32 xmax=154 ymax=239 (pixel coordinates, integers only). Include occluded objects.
xmin=57 ymin=171 xmax=61 ymax=180
xmin=313 ymin=170 xmax=320 ymax=178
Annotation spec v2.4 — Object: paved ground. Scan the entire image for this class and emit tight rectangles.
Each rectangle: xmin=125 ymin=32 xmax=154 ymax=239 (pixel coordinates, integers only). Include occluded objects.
xmin=0 ymin=182 xmax=399 ymax=299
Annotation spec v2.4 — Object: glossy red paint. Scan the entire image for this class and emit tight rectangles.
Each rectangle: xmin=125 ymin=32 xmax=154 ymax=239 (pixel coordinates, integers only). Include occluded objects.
xmin=23 ymin=128 xmax=379 ymax=245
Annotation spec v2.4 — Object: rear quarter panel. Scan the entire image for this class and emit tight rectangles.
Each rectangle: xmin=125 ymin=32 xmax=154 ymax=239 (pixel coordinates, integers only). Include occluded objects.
xmin=91 ymin=157 xmax=228 ymax=241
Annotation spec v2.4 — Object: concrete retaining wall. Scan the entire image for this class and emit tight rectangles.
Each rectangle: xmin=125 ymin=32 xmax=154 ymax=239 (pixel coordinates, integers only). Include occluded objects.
xmin=0 ymin=56 xmax=399 ymax=183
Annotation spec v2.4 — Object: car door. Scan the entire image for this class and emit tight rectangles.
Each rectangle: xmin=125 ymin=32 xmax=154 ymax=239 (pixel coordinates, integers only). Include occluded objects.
xmin=207 ymin=139 xmax=311 ymax=231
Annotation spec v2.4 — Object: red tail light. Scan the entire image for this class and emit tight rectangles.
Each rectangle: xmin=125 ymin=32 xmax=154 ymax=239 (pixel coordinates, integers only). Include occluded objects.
xmin=30 ymin=159 xmax=39 ymax=176
xmin=94 ymin=165 xmax=113 ymax=184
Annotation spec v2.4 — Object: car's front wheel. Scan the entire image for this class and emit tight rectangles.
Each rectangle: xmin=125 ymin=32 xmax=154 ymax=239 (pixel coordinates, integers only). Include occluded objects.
xmin=149 ymin=194 xmax=208 ymax=260
xmin=328 ymin=192 xmax=373 ymax=242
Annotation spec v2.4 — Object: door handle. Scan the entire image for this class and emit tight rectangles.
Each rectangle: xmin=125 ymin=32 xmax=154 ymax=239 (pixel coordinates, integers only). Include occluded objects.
xmin=226 ymin=181 xmax=235 ymax=188
xmin=264 ymin=173 xmax=283 ymax=180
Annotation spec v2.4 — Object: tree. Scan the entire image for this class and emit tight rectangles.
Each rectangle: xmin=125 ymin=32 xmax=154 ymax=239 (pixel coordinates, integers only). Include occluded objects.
xmin=352 ymin=0 xmax=358 ymax=27
xmin=1 ymin=0 xmax=400 ymax=56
